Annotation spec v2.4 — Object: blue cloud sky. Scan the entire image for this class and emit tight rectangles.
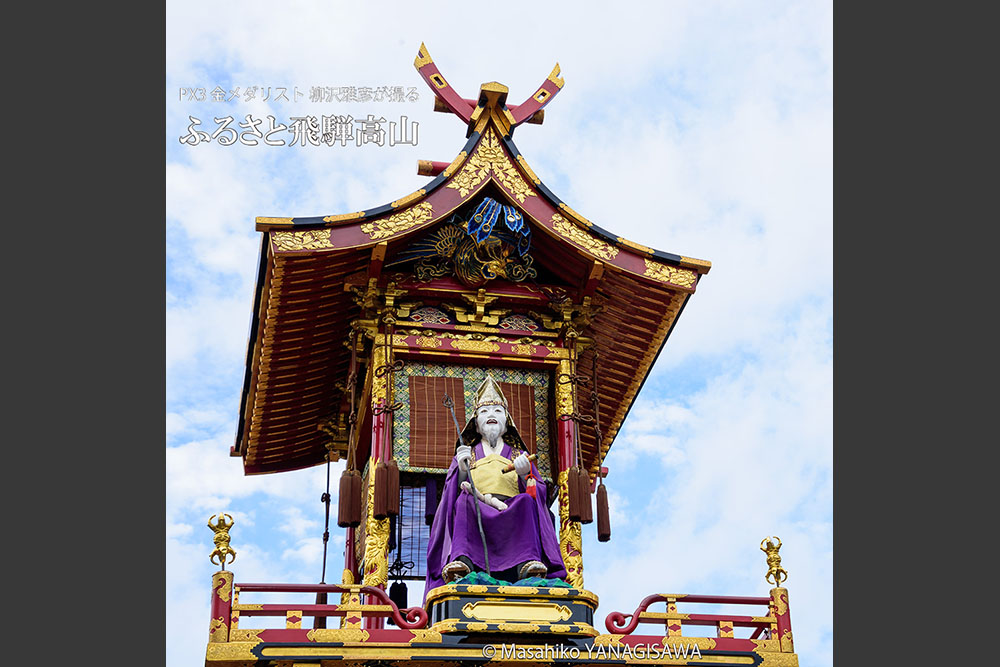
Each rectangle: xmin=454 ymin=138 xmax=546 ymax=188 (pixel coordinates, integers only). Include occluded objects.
xmin=167 ymin=2 xmax=831 ymax=665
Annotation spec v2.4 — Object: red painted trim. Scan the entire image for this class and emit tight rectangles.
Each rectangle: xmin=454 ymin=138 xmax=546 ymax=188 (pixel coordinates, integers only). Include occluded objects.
xmin=209 ymin=572 xmax=233 ymax=640
xmin=394 ymin=276 xmax=554 ymax=301
xmin=238 ymin=604 xmax=363 ymax=616
xmin=616 ymin=634 xmax=764 ymax=652
xmin=394 ymin=334 xmax=557 ymax=360
xmin=680 ymin=614 xmax=773 ymax=628
xmin=365 ymin=628 xmax=426 ymax=642
xmin=363 ymin=597 xmax=385 ymax=630
xmin=509 ymin=77 xmax=562 ymax=126
xmin=234 ymin=583 xmax=428 ymax=629
xmin=771 ymin=588 xmax=793 ymax=649
xmin=415 ymin=61 xmax=474 ymax=122
xmin=371 ymin=402 xmax=386 ymax=463
xmin=255 ymin=628 xmax=313 ymax=642
xmin=236 ymin=583 xmax=365 ymax=592
xmin=393 ymin=319 xmax=556 ymax=339
xmin=607 ymin=593 xmax=772 ymax=635
xmin=671 ymin=594 xmax=771 ymax=605
xmin=421 ymin=161 xmax=451 ymax=177
xmin=557 ymin=415 xmax=575 ymax=472
xmin=243 ymin=627 xmax=768 ymax=651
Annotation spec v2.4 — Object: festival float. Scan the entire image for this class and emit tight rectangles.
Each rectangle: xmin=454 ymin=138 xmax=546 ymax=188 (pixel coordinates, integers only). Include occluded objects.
xmin=203 ymin=43 xmax=800 ymax=667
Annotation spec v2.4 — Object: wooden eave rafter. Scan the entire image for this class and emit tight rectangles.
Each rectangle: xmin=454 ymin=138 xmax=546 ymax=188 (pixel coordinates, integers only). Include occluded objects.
xmin=235 ymin=47 xmax=710 ymax=475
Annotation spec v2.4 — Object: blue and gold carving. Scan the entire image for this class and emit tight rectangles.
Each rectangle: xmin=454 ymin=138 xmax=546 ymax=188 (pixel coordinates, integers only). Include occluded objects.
xmin=387 ymin=197 xmax=536 ymax=286
xmin=468 ymin=197 xmax=530 ymax=256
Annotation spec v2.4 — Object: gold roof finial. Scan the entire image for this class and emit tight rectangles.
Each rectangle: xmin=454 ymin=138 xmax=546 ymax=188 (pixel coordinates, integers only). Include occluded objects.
xmin=208 ymin=513 xmax=237 ymax=570
xmin=760 ymin=536 xmax=788 ymax=587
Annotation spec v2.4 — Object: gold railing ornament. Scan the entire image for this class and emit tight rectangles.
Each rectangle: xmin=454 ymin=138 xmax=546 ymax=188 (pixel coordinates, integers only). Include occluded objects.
xmin=760 ymin=536 xmax=787 ymax=587
xmin=208 ymin=513 xmax=237 ymax=570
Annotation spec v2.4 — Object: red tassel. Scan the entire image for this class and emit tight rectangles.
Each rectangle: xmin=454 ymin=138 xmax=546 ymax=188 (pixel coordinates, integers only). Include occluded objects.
xmin=373 ymin=462 xmax=389 ymax=519
xmin=526 ymin=476 xmax=537 ymax=498
xmin=385 ymin=459 xmax=400 ymax=517
xmin=577 ymin=468 xmax=593 ymax=524
xmin=567 ymin=465 xmax=582 ymax=521
xmin=338 ymin=469 xmax=361 ymax=528
xmin=596 ymin=482 xmax=611 ymax=542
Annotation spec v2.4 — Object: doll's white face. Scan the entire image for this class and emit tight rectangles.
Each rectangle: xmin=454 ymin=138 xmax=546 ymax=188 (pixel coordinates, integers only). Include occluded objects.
xmin=476 ymin=404 xmax=507 ymax=446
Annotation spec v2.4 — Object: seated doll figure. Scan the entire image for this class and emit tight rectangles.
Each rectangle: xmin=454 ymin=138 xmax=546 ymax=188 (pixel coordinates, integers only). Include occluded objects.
xmin=425 ymin=375 xmax=566 ymax=589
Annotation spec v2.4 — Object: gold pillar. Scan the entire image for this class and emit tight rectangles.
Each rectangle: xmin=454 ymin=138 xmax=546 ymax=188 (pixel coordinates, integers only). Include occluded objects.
xmin=771 ymin=587 xmax=794 ymax=653
xmin=361 ymin=340 xmax=390 ymax=587
xmin=666 ymin=598 xmax=682 ymax=637
xmin=555 ymin=357 xmax=584 ymax=588
xmin=208 ymin=570 xmax=234 ymax=643
xmin=557 ymin=469 xmax=584 ymax=588
xmin=361 ymin=463 xmax=390 ymax=587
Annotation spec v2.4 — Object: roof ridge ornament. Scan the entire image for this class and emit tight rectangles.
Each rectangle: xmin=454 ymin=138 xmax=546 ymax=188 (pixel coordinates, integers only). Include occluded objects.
xmin=414 ymin=42 xmax=564 ymax=137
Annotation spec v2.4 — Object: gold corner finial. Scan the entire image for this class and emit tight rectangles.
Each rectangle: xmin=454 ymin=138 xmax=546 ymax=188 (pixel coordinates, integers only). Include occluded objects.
xmin=208 ymin=513 xmax=237 ymax=570
xmin=547 ymin=63 xmax=564 ymax=88
xmin=414 ymin=42 xmax=433 ymax=68
xmin=760 ymin=536 xmax=787 ymax=587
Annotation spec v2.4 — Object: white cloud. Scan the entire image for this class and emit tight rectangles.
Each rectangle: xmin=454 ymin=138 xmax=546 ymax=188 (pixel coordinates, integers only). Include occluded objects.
xmin=278 ymin=506 xmax=321 ymax=539
xmin=585 ymin=300 xmax=831 ymax=663
xmin=604 ymin=486 xmax=630 ymax=530
xmin=281 ymin=537 xmax=324 ymax=565
xmin=166 ymin=435 xmax=334 ymax=518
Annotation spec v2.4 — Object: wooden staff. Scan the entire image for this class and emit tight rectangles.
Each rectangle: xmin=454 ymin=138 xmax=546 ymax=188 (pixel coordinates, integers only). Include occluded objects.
xmin=443 ymin=393 xmax=489 ymax=573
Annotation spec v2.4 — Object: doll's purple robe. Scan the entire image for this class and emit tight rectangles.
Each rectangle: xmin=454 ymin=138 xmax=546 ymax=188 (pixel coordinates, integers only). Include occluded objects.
xmin=424 ymin=442 xmax=566 ymax=594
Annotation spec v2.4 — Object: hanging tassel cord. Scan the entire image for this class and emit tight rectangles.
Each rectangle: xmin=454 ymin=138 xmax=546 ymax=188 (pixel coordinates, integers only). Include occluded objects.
xmin=320 ymin=455 xmax=331 ymax=583
xmin=338 ymin=325 xmax=364 ymax=529
xmin=557 ymin=330 xmax=593 ymax=523
xmin=316 ymin=464 xmax=331 ymax=630
xmin=556 ymin=330 xmax=590 ymax=521
xmin=591 ymin=351 xmax=612 ymax=542
xmin=372 ymin=309 xmax=405 ymax=417
xmin=346 ymin=325 xmax=359 ymax=473
xmin=387 ymin=503 xmax=414 ymax=579
xmin=386 ymin=503 xmax=413 ymax=625
xmin=317 ymin=327 xmax=364 ymax=627
xmin=576 ymin=337 xmax=594 ymax=523
xmin=373 ymin=309 xmax=403 ymax=519
xmin=571 ymin=333 xmax=583 ymax=472
xmin=324 ymin=326 xmax=360 ymax=582
xmin=590 ymin=350 xmax=603 ymax=478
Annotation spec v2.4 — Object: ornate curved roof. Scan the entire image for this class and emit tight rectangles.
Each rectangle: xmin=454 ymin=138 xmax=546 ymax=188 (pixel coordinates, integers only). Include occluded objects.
xmin=235 ymin=45 xmax=710 ymax=475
